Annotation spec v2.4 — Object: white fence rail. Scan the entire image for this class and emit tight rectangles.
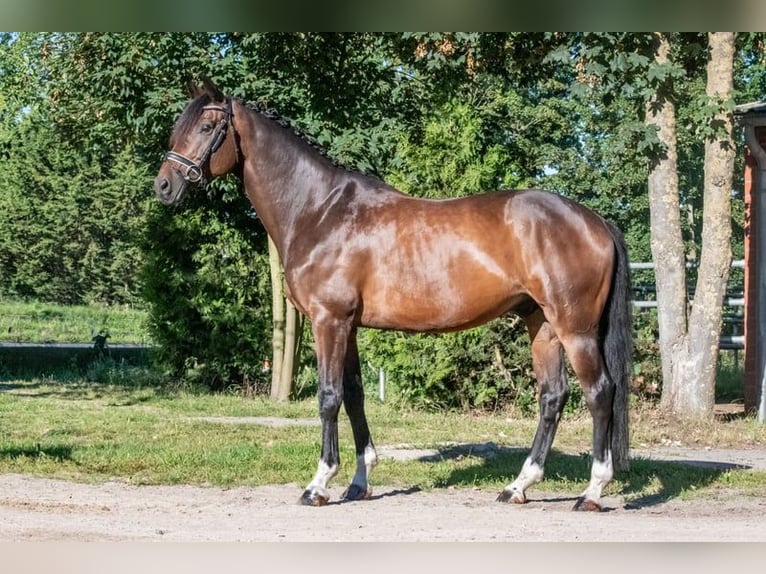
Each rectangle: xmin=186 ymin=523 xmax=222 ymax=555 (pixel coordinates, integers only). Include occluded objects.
xmin=630 ymin=259 xmax=745 ymax=350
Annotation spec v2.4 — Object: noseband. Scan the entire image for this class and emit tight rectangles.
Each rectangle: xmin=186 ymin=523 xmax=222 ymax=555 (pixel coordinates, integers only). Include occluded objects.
xmin=164 ymin=97 xmax=237 ymax=185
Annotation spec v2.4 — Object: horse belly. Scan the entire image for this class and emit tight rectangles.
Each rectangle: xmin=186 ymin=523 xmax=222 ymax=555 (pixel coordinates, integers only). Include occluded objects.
xmin=360 ymin=271 xmax=523 ymax=333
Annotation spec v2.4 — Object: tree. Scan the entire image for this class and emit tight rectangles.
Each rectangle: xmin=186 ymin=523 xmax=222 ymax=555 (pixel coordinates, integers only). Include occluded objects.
xmin=647 ymin=32 xmax=737 ymax=416
xmin=645 ymin=32 xmax=687 ymax=402
xmin=0 ymin=33 xmax=163 ymax=306
xmin=137 ymin=33 xmax=430 ymax=393
xmin=540 ymin=32 xmax=741 ymax=416
xmin=0 ymin=32 xmax=751 ymax=411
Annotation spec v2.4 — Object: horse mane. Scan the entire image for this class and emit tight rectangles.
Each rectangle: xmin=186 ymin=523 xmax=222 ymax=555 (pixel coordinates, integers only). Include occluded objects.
xmin=246 ymin=100 xmax=374 ymax=177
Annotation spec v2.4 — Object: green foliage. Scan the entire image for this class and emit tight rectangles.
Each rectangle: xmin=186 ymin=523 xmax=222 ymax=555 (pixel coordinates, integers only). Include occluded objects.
xmin=0 ymin=118 xmax=151 ymax=305
xmin=631 ymin=309 xmax=663 ymax=400
xmin=358 ymin=317 xmax=535 ymax=412
xmin=0 ymin=34 xmax=158 ymax=306
xmin=228 ymin=33 xmax=423 ymax=175
xmin=716 ymin=353 xmax=745 ymax=403
xmin=386 ymin=94 xmax=525 ymax=197
xmin=0 ymin=32 xmax=756 ymax=409
xmin=140 ymin=183 xmax=273 ymax=392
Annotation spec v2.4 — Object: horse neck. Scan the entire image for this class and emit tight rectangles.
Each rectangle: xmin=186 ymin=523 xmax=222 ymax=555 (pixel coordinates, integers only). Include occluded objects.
xmin=234 ymin=102 xmax=341 ymax=258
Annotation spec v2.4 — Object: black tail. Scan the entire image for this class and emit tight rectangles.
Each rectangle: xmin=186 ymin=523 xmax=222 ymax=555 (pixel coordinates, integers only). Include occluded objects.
xmin=602 ymin=221 xmax=633 ymax=472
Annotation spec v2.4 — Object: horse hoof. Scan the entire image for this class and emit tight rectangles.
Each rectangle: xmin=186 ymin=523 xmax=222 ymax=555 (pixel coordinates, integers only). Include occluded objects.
xmin=342 ymin=484 xmax=372 ymax=501
xmin=299 ymin=490 xmax=329 ymax=507
xmin=572 ymin=497 xmax=602 ymax=512
xmin=496 ymin=489 xmax=525 ymax=504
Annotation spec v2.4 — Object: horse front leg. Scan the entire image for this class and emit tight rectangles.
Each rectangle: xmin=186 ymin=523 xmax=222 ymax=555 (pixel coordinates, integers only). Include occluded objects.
xmin=498 ymin=317 xmax=568 ymax=504
xmin=299 ymin=315 xmax=350 ymax=506
xmin=341 ymin=330 xmax=377 ymax=501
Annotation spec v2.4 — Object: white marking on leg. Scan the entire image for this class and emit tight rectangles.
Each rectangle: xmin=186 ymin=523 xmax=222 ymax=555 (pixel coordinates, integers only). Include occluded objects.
xmin=306 ymin=459 xmax=338 ymax=500
xmin=580 ymin=451 xmax=613 ymax=504
xmin=350 ymin=444 xmax=378 ymax=490
xmin=501 ymin=457 xmax=544 ymax=503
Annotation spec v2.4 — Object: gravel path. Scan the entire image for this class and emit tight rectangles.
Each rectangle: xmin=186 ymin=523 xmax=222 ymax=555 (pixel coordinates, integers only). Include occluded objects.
xmin=1 ymin=445 xmax=765 ymax=542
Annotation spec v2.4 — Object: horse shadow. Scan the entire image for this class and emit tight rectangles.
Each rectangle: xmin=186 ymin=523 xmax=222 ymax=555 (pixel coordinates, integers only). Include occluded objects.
xmin=417 ymin=442 xmax=744 ymax=510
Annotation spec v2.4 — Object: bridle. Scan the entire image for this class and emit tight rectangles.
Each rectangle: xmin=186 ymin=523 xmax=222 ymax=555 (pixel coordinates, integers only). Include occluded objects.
xmin=164 ymin=97 xmax=238 ymax=185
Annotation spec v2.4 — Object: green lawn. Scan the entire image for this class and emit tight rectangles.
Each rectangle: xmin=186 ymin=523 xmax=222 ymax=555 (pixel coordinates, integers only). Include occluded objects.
xmin=0 ymin=299 xmax=150 ymax=344
xmin=1 ymin=367 xmax=765 ymax=506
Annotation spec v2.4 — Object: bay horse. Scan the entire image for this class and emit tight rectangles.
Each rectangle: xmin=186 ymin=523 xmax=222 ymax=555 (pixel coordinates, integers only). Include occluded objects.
xmin=154 ymin=77 xmax=633 ymax=512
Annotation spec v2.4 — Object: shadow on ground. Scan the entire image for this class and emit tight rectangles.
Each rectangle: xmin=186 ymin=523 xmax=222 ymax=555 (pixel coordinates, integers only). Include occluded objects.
xmin=0 ymin=443 xmax=73 ymax=463
xmin=413 ymin=442 xmax=742 ymax=510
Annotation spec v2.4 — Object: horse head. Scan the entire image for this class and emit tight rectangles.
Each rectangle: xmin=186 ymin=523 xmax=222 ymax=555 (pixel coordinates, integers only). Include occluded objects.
xmin=154 ymin=76 xmax=240 ymax=205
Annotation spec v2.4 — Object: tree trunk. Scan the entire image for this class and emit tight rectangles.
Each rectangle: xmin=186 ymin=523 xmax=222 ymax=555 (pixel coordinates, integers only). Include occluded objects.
xmin=648 ymin=32 xmax=737 ymax=417
xmin=675 ymin=32 xmax=736 ymax=416
xmin=646 ymin=33 xmax=688 ymax=411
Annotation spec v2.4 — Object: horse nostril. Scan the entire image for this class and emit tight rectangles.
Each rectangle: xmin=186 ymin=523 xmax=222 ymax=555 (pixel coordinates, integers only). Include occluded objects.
xmin=155 ymin=177 xmax=170 ymax=196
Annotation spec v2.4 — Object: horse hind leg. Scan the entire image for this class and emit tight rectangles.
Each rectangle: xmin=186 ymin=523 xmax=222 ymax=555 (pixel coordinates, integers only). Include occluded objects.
xmin=561 ymin=333 xmax=615 ymax=512
xmin=497 ymin=314 xmax=568 ymax=504
xmin=341 ymin=330 xmax=378 ymax=501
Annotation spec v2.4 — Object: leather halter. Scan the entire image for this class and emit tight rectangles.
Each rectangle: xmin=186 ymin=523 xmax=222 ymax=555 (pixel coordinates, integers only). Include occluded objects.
xmin=164 ymin=97 xmax=237 ymax=185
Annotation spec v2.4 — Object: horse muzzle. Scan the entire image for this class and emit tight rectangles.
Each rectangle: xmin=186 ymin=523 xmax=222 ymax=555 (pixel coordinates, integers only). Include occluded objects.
xmin=154 ymin=172 xmax=188 ymax=205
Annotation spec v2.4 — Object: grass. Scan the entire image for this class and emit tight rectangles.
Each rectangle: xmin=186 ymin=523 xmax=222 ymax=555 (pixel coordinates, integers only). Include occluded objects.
xmin=0 ymin=297 xmax=753 ymax=506
xmin=1 ymin=364 xmax=765 ymax=507
xmin=716 ymin=351 xmax=746 ymax=403
xmin=0 ymin=299 xmax=150 ymax=344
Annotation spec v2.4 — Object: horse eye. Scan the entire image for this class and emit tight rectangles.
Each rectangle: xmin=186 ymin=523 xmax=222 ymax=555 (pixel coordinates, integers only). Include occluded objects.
xmin=200 ymin=122 xmax=214 ymax=133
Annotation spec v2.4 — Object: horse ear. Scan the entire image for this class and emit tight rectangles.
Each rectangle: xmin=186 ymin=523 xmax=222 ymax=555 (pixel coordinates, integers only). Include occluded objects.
xmin=185 ymin=79 xmax=200 ymax=98
xmin=184 ymin=77 xmax=223 ymax=100
xmin=200 ymin=75 xmax=224 ymax=102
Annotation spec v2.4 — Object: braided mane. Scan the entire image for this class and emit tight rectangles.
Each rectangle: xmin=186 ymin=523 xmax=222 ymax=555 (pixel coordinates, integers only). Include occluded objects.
xmin=246 ymin=100 xmax=365 ymax=175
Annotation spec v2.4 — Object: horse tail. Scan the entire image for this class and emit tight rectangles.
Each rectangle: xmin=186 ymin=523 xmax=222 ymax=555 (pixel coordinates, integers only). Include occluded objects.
xmin=602 ymin=220 xmax=633 ymax=472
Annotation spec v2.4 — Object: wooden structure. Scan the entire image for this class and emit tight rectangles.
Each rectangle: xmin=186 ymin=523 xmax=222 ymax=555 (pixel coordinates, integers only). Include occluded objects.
xmin=735 ymin=101 xmax=766 ymax=421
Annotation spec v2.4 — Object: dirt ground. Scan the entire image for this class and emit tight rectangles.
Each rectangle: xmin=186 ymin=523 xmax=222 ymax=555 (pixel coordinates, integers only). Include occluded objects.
xmin=1 ymin=444 xmax=765 ymax=542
